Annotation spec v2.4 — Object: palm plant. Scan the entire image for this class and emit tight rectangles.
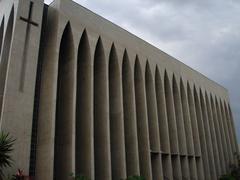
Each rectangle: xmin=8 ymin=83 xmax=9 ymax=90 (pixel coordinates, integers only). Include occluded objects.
xmin=0 ymin=132 xmax=15 ymax=179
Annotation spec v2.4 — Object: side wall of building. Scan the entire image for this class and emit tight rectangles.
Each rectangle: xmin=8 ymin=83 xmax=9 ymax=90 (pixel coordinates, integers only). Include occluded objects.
xmin=35 ymin=0 xmax=239 ymax=180
xmin=0 ymin=0 xmax=44 ymax=176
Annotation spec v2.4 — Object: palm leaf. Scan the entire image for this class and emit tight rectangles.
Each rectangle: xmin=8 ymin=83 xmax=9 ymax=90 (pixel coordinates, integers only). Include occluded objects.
xmin=0 ymin=132 xmax=15 ymax=178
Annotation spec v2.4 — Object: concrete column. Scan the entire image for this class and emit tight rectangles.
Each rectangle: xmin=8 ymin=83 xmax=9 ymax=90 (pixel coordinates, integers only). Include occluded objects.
xmin=171 ymin=156 xmax=182 ymax=180
xmin=94 ymin=37 xmax=111 ymax=180
xmin=188 ymin=157 xmax=198 ymax=180
xmin=172 ymin=76 xmax=189 ymax=179
xmin=0 ymin=7 xmax=14 ymax=119
xmin=220 ymin=100 xmax=233 ymax=167
xmin=122 ymin=50 xmax=140 ymax=176
xmin=193 ymin=87 xmax=211 ymax=179
xmin=215 ymin=98 xmax=229 ymax=172
xmin=155 ymin=67 xmax=173 ymax=180
xmin=35 ymin=4 xmax=58 ymax=179
xmin=164 ymin=71 xmax=182 ymax=180
xmin=224 ymin=102 xmax=238 ymax=165
xmin=205 ymin=92 xmax=221 ymax=177
xmin=76 ymin=30 xmax=94 ymax=179
xmin=109 ymin=44 xmax=126 ymax=180
xmin=187 ymin=83 xmax=204 ymax=180
xmin=0 ymin=17 xmax=4 ymax=57
xmin=134 ymin=58 xmax=152 ymax=180
xmin=145 ymin=62 xmax=163 ymax=180
xmin=199 ymin=90 xmax=217 ymax=179
xmin=54 ymin=23 xmax=75 ymax=180
xmin=211 ymin=96 xmax=226 ymax=174
xmin=161 ymin=155 xmax=173 ymax=180
xmin=180 ymin=80 xmax=197 ymax=180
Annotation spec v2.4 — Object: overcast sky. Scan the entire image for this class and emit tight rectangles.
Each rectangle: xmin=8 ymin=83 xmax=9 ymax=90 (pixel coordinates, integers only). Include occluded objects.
xmin=45 ymin=0 xmax=240 ymax=142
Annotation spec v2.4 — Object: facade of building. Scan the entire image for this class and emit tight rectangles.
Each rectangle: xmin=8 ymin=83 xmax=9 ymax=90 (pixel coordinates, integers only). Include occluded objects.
xmin=0 ymin=0 xmax=239 ymax=179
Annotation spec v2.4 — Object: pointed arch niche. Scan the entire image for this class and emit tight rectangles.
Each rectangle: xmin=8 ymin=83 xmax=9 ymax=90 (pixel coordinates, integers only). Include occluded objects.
xmin=76 ymin=30 xmax=93 ymax=178
xmin=145 ymin=62 xmax=163 ymax=179
xmin=134 ymin=57 xmax=152 ymax=179
xmin=205 ymin=92 xmax=221 ymax=176
xmin=0 ymin=7 xmax=14 ymax=118
xmin=54 ymin=23 xmax=75 ymax=180
xmin=210 ymin=95 xmax=225 ymax=173
xmin=155 ymin=67 xmax=173 ymax=180
xmin=187 ymin=83 xmax=204 ymax=179
xmin=109 ymin=44 xmax=126 ymax=179
xmin=180 ymin=79 xmax=197 ymax=179
xmin=122 ymin=50 xmax=140 ymax=176
xmin=194 ymin=87 xmax=211 ymax=179
xmin=164 ymin=71 xmax=182 ymax=179
xmin=0 ymin=17 xmax=4 ymax=56
xmin=94 ymin=37 xmax=111 ymax=180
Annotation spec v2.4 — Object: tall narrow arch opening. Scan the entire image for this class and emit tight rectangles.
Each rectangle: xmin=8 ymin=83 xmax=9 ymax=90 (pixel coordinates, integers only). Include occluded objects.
xmin=194 ymin=87 xmax=211 ymax=179
xmin=164 ymin=72 xmax=178 ymax=152
xmin=0 ymin=7 xmax=14 ymax=119
xmin=205 ymin=92 xmax=221 ymax=176
xmin=122 ymin=50 xmax=140 ymax=176
xmin=187 ymin=83 xmax=204 ymax=179
xmin=94 ymin=37 xmax=111 ymax=180
xmin=227 ymin=103 xmax=238 ymax=155
xmin=134 ymin=57 xmax=152 ymax=179
xmin=215 ymin=97 xmax=228 ymax=172
xmin=215 ymin=96 xmax=229 ymax=172
xmin=109 ymin=44 xmax=126 ymax=179
xmin=210 ymin=95 xmax=225 ymax=173
xmin=227 ymin=103 xmax=239 ymax=160
xmin=172 ymin=75 xmax=187 ymax=154
xmin=54 ymin=22 xmax=75 ymax=180
xmin=180 ymin=79 xmax=197 ymax=179
xmin=0 ymin=17 xmax=4 ymax=57
xmin=155 ymin=67 xmax=172 ymax=179
xmin=155 ymin=67 xmax=170 ymax=152
xmin=199 ymin=89 xmax=216 ymax=179
xmin=172 ymin=75 xmax=189 ymax=179
xmin=76 ymin=30 xmax=93 ymax=178
xmin=164 ymin=71 xmax=182 ymax=179
xmin=220 ymin=99 xmax=233 ymax=165
xmin=180 ymin=79 xmax=194 ymax=155
xmin=224 ymin=101 xmax=237 ymax=164
xmin=145 ymin=62 xmax=163 ymax=179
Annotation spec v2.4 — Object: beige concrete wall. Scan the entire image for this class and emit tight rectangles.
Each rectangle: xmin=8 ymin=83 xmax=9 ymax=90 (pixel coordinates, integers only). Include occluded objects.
xmin=35 ymin=0 xmax=239 ymax=179
xmin=0 ymin=0 xmax=44 ymax=176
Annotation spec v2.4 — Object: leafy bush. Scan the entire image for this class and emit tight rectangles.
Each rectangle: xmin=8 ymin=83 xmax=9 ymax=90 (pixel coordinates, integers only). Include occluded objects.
xmin=0 ymin=132 xmax=15 ymax=179
xmin=220 ymin=153 xmax=240 ymax=180
xmin=70 ymin=173 xmax=89 ymax=180
xmin=219 ymin=174 xmax=235 ymax=180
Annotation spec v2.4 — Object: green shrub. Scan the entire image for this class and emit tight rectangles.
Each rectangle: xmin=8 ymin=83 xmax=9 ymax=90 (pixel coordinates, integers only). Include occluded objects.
xmin=0 ymin=132 xmax=15 ymax=179
xmin=219 ymin=174 xmax=235 ymax=180
xmin=220 ymin=153 xmax=240 ymax=180
xmin=70 ymin=173 xmax=90 ymax=180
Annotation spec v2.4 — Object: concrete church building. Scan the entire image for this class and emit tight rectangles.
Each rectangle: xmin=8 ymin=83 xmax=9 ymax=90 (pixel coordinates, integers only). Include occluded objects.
xmin=0 ymin=0 xmax=239 ymax=179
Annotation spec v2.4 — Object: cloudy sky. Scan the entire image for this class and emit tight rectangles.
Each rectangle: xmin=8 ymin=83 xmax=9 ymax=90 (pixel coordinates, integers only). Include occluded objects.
xmin=45 ymin=0 xmax=240 ymax=142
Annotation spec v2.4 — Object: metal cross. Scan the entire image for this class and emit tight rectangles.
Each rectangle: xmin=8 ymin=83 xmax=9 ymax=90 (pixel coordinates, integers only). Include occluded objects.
xmin=19 ymin=1 xmax=39 ymax=92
